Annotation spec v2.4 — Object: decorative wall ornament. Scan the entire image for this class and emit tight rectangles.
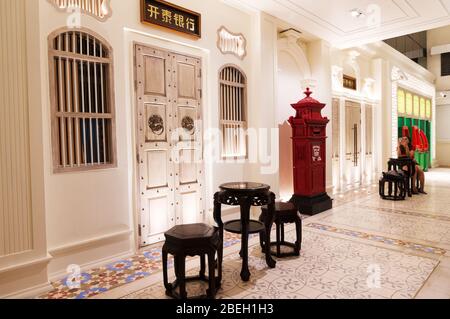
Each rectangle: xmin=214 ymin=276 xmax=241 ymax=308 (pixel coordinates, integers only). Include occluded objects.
xmin=391 ymin=66 xmax=408 ymax=82
xmin=181 ymin=116 xmax=195 ymax=134
xmin=217 ymin=26 xmax=247 ymax=60
xmin=148 ymin=115 xmax=165 ymax=136
xmin=48 ymin=0 xmax=112 ymax=21
xmin=331 ymin=65 xmax=344 ymax=91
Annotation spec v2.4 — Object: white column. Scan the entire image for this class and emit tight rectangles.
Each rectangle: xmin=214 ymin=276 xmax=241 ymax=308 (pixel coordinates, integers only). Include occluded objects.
xmin=360 ymin=102 xmax=367 ymax=184
xmin=0 ymin=0 xmax=51 ymax=298
xmin=339 ymin=97 xmax=346 ymax=189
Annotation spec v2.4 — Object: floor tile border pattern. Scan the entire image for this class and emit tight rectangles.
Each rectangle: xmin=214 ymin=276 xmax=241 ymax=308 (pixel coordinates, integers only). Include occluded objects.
xmin=306 ymin=223 xmax=447 ymax=256
xmin=40 ymin=220 xmax=446 ymax=299
xmin=356 ymin=204 xmax=450 ymax=222
xmin=39 ymin=233 xmax=244 ymax=300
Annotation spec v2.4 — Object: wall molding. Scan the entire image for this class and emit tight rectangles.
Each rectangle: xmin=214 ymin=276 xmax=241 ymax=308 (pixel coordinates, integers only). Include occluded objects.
xmin=49 ymin=249 xmax=134 ymax=281
xmin=277 ymin=30 xmax=312 ymax=79
xmin=0 ymin=255 xmax=52 ymax=275
xmin=2 ymin=281 xmax=53 ymax=299
xmin=47 ymin=0 xmax=112 ymax=22
xmin=49 ymin=228 xmax=132 ymax=256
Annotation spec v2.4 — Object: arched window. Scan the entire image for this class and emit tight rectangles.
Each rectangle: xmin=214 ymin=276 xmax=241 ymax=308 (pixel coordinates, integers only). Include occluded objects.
xmin=48 ymin=28 xmax=116 ymax=172
xmin=219 ymin=65 xmax=247 ymax=158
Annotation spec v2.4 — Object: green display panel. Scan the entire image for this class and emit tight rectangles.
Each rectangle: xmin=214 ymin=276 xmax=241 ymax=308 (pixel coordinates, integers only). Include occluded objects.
xmin=397 ymin=88 xmax=432 ymax=171
xmin=398 ymin=117 xmax=431 ymax=171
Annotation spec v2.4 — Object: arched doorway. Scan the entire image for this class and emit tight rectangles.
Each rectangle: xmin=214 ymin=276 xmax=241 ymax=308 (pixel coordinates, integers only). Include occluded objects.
xmin=276 ymin=30 xmax=312 ymax=201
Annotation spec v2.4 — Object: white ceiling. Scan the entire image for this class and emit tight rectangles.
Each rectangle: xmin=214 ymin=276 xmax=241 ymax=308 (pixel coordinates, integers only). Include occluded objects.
xmin=236 ymin=0 xmax=450 ymax=48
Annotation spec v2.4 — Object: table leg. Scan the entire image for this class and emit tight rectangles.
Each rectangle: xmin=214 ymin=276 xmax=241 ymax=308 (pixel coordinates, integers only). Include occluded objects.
xmin=199 ymin=254 xmax=206 ymax=280
xmin=162 ymin=245 xmax=171 ymax=293
xmin=239 ymin=197 xmax=251 ymax=282
xmin=264 ymin=192 xmax=277 ymax=269
xmin=213 ymin=192 xmax=223 ymax=284
xmin=258 ymin=211 xmax=266 ymax=252
xmin=216 ymin=239 xmax=223 ymax=289
xmin=207 ymin=252 xmax=216 ymax=299
xmin=176 ymin=254 xmax=187 ymax=299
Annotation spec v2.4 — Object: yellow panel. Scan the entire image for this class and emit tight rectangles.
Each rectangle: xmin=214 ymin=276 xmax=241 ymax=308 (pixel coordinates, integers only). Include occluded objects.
xmin=426 ymin=100 xmax=432 ymax=119
xmin=413 ymin=95 xmax=420 ymax=117
xmin=405 ymin=92 xmax=413 ymax=115
xmin=420 ymin=98 xmax=426 ymax=119
xmin=397 ymin=89 xmax=405 ymax=114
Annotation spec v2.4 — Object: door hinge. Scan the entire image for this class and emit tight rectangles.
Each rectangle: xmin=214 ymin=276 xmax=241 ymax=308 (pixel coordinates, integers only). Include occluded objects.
xmin=199 ymin=89 xmax=202 ymax=99
xmin=137 ymin=153 xmax=140 ymax=164
xmin=138 ymin=224 xmax=142 ymax=237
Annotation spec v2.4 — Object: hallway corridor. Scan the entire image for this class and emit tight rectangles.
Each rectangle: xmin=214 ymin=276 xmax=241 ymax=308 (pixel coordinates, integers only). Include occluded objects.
xmin=40 ymin=169 xmax=450 ymax=299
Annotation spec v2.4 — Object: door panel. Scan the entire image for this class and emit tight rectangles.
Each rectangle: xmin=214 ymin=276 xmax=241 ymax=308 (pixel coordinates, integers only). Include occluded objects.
xmin=144 ymin=55 xmax=166 ymax=96
xmin=365 ymin=105 xmax=374 ymax=181
xmin=345 ymin=101 xmax=361 ymax=185
xmin=145 ymin=103 xmax=167 ymax=142
xmin=179 ymin=191 xmax=199 ymax=224
xmin=173 ymin=53 xmax=204 ymax=226
xmin=136 ymin=45 xmax=175 ymax=245
xmin=177 ymin=62 xmax=197 ymax=99
xmin=135 ymin=44 xmax=204 ymax=246
xmin=179 ymin=149 xmax=198 ymax=184
xmin=145 ymin=150 xmax=169 ymax=189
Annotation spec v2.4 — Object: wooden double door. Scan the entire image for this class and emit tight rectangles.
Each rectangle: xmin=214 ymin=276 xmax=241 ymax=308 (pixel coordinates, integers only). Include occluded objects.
xmin=135 ymin=44 xmax=204 ymax=246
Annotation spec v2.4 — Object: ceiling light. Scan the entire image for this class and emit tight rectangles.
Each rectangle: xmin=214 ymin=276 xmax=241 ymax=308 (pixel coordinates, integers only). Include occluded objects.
xmin=350 ymin=8 xmax=364 ymax=18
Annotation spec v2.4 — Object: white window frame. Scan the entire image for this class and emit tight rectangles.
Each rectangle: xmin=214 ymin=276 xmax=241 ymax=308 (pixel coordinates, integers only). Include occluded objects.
xmin=48 ymin=27 xmax=117 ymax=173
xmin=219 ymin=64 xmax=247 ymax=159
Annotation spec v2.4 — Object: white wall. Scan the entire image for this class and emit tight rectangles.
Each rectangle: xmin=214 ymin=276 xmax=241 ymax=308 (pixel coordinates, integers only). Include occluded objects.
xmin=307 ymin=40 xmax=333 ymax=189
xmin=277 ymin=51 xmax=305 ymax=124
xmin=37 ymin=0 xmax=256 ymax=280
xmin=428 ymin=25 xmax=450 ymax=166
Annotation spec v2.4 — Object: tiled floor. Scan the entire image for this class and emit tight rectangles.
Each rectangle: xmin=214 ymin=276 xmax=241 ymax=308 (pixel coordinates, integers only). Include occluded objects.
xmin=40 ymin=169 xmax=450 ymax=299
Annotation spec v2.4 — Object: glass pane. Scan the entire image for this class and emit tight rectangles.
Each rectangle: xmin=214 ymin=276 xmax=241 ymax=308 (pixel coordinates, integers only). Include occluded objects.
xmin=405 ymin=92 xmax=413 ymax=115
xmin=426 ymin=100 xmax=431 ymax=119
xmin=413 ymin=95 xmax=420 ymax=117
xmin=397 ymin=89 xmax=405 ymax=114
xmin=420 ymin=98 xmax=426 ymax=119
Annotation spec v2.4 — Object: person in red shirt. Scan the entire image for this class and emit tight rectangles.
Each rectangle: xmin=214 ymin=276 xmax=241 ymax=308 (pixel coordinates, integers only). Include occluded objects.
xmin=399 ymin=137 xmax=427 ymax=194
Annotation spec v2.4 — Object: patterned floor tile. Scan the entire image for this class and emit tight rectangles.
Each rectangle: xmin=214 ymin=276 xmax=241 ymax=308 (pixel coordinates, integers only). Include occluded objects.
xmin=123 ymin=229 xmax=439 ymax=300
xmin=306 ymin=223 xmax=447 ymax=256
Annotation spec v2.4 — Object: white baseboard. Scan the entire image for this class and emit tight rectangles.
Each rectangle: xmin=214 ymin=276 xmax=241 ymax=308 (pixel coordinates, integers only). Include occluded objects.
xmin=49 ymin=228 xmax=132 ymax=256
xmin=3 ymin=282 xmax=53 ymax=299
xmin=48 ymin=249 xmax=135 ymax=282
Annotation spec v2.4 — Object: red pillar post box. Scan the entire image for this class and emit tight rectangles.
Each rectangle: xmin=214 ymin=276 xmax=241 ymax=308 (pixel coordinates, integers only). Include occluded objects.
xmin=289 ymin=88 xmax=332 ymax=215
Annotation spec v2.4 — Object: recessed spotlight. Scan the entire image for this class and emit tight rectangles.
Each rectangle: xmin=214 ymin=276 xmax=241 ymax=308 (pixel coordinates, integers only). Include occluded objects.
xmin=350 ymin=8 xmax=364 ymax=18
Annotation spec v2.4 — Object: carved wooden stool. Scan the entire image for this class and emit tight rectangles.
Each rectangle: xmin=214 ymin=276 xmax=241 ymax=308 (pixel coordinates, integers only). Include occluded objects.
xmin=260 ymin=202 xmax=302 ymax=258
xmin=162 ymin=224 xmax=222 ymax=299
xmin=379 ymin=172 xmax=407 ymax=201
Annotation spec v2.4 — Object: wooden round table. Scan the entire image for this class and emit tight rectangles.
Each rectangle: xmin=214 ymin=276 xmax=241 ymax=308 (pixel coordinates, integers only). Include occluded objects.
xmin=213 ymin=182 xmax=277 ymax=282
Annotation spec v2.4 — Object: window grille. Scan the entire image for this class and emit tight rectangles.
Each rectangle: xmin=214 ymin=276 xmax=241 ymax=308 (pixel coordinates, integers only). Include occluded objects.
xmin=48 ymin=28 xmax=116 ymax=172
xmin=219 ymin=65 xmax=247 ymax=158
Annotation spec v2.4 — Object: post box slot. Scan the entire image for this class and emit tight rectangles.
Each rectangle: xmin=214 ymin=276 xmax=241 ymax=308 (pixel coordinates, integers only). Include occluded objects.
xmin=312 ymin=128 xmax=322 ymax=136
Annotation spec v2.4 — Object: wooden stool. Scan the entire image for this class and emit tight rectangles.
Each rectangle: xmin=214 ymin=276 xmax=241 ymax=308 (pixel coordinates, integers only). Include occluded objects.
xmin=162 ymin=224 xmax=222 ymax=299
xmin=259 ymin=202 xmax=302 ymax=258
xmin=379 ymin=172 xmax=407 ymax=201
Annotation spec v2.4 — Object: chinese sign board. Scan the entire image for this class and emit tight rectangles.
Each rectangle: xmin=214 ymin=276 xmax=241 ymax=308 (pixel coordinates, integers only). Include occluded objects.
xmin=141 ymin=0 xmax=201 ymax=38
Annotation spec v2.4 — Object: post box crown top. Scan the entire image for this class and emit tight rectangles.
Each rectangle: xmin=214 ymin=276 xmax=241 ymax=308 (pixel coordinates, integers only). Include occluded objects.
xmin=289 ymin=88 xmax=328 ymax=122
xmin=291 ymin=88 xmax=324 ymax=108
